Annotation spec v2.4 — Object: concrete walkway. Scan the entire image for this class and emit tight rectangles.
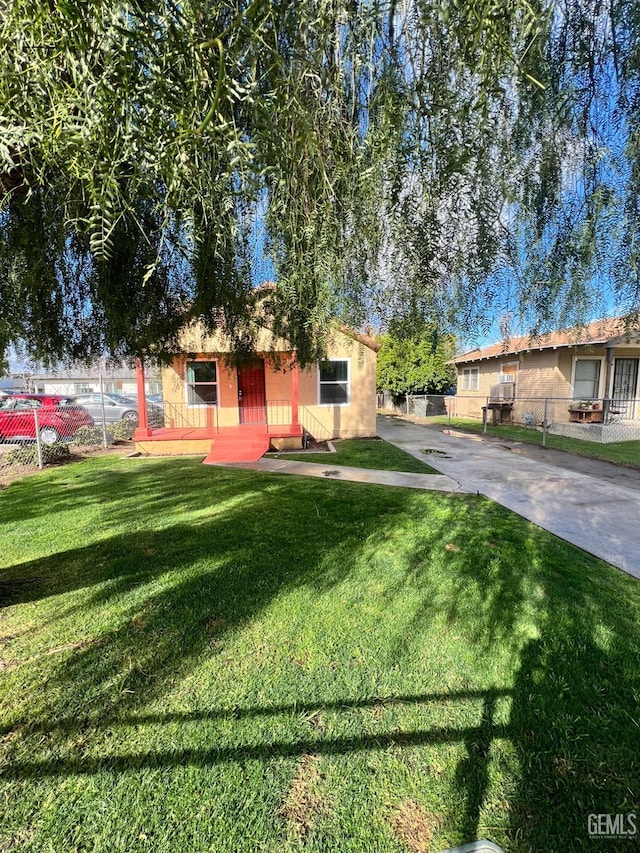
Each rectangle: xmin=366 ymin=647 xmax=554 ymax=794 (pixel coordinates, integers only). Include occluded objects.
xmin=222 ymin=456 xmax=462 ymax=493
xmin=377 ymin=415 xmax=640 ymax=578
xmin=222 ymin=417 xmax=640 ymax=577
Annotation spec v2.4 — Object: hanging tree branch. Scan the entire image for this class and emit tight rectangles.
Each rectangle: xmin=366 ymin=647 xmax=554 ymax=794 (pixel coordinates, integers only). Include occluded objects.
xmin=0 ymin=1 xmax=638 ymax=365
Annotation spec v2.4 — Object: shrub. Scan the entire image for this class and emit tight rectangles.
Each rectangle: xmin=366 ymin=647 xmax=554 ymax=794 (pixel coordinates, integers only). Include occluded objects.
xmin=4 ymin=441 xmax=71 ymax=467
xmin=72 ymin=425 xmax=105 ymax=446
xmin=109 ymin=420 xmax=135 ymax=441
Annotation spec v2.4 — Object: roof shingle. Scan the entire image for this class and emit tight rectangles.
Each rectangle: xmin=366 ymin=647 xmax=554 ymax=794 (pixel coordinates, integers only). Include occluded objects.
xmin=450 ymin=317 xmax=632 ymax=364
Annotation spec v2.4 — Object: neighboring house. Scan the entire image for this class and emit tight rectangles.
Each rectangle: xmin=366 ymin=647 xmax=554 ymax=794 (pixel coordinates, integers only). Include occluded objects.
xmin=18 ymin=360 xmax=161 ymax=398
xmin=449 ymin=317 xmax=640 ymax=437
xmin=0 ymin=376 xmax=26 ymax=393
xmin=134 ymin=320 xmax=380 ymax=462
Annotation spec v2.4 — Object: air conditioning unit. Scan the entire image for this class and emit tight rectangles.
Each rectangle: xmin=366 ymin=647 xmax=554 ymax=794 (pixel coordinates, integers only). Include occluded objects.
xmin=489 ymin=382 xmax=516 ymax=402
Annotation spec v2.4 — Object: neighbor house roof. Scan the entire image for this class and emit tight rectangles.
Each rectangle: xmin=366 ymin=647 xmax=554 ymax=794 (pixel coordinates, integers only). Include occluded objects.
xmin=450 ymin=317 xmax=632 ymax=365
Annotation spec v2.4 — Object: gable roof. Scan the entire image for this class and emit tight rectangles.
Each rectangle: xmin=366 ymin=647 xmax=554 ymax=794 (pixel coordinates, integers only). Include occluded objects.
xmin=450 ymin=317 xmax=632 ymax=365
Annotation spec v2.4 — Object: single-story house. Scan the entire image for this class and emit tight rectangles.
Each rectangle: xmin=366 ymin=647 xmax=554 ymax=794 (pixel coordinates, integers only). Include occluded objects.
xmin=449 ymin=317 xmax=640 ymax=439
xmin=134 ymin=320 xmax=380 ymax=462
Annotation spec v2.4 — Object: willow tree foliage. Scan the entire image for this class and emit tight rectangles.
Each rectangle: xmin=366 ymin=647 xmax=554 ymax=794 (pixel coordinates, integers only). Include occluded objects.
xmin=0 ymin=1 xmax=638 ymax=365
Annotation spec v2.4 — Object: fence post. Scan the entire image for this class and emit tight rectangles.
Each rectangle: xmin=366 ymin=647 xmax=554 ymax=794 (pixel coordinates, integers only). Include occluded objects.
xmin=99 ymin=374 xmax=108 ymax=447
xmin=483 ymin=397 xmax=488 ymax=434
xmin=33 ymin=408 xmax=44 ymax=469
xmin=542 ymin=398 xmax=548 ymax=447
xmin=406 ymin=394 xmax=410 ymax=415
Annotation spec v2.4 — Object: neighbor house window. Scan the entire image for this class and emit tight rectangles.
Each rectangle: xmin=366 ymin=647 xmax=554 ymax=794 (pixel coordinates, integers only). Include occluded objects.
xmin=186 ymin=361 xmax=218 ymax=405
xmin=573 ymin=359 xmax=601 ymax=400
xmin=319 ymin=360 xmax=349 ymax=405
xmin=461 ymin=367 xmax=479 ymax=391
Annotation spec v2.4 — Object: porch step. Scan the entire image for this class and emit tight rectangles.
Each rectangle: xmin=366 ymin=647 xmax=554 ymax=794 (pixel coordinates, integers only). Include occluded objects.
xmin=203 ymin=429 xmax=270 ymax=464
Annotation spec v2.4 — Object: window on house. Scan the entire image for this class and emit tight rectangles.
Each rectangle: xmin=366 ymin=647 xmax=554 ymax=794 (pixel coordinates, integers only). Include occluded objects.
xmin=186 ymin=361 xmax=218 ymax=405
xmin=461 ymin=368 xmax=479 ymax=391
xmin=574 ymin=359 xmax=601 ymax=399
xmin=499 ymin=362 xmax=518 ymax=384
xmin=319 ymin=360 xmax=349 ymax=405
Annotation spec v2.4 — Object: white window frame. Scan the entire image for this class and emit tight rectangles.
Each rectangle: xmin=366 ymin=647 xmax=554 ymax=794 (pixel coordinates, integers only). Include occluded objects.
xmin=571 ymin=356 xmax=605 ymax=400
xmin=318 ymin=359 xmax=350 ymax=406
xmin=185 ymin=359 xmax=219 ymax=408
xmin=461 ymin=367 xmax=479 ymax=391
xmin=500 ymin=360 xmax=518 ymax=379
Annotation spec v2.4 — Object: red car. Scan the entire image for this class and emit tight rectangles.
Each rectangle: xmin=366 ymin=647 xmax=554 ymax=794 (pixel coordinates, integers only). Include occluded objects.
xmin=0 ymin=394 xmax=94 ymax=445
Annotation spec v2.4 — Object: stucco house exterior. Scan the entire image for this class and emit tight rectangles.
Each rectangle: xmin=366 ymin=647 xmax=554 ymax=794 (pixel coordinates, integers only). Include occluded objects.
xmin=449 ymin=317 xmax=640 ymax=437
xmin=134 ymin=320 xmax=380 ymax=462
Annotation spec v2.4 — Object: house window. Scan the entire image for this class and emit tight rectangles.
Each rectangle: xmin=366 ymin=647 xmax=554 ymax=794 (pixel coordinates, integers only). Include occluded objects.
xmin=319 ymin=360 xmax=349 ymax=405
xmin=499 ymin=362 xmax=518 ymax=384
xmin=573 ymin=359 xmax=601 ymax=400
xmin=461 ymin=367 xmax=479 ymax=391
xmin=186 ymin=361 xmax=218 ymax=406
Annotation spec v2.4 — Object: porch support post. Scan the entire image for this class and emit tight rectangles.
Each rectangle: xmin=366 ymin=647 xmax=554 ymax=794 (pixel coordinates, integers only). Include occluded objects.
xmin=603 ymin=345 xmax=614 ymax=423
xmin=134 ymin=356 xmax=153 ymax=438
xmin=290 ymin=353 xmax=299 ymax=430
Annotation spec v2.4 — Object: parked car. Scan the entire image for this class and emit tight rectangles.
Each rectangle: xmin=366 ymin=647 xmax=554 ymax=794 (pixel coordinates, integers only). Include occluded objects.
xmin=0 ymin=395 xmax=94 ymax=445
xmin=72 ymin=392 xmax=163 ymax=426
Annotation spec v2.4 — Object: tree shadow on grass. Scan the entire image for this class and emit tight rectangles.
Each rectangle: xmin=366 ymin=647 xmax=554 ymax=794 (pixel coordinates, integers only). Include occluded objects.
xmin=1 ymin=462 xmax=639 ymax=851
xmin=0 ymin=457 xmax=195 ymax=525
xmin=507 ymin=598 xmax=640 ymax=849
xmin=2 ymin=470 xmax=473 ymax=727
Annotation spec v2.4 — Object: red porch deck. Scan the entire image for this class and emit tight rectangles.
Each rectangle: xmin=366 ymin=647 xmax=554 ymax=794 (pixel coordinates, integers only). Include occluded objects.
xmin=135 ymin=423 xmax=304 ymax=463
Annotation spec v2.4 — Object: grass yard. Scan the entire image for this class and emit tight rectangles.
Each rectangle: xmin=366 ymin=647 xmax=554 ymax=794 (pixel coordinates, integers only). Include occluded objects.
xmin=276 ymin=438 xmax=438 ymax=473
xmin=1 ymin=456 xmax=639 ymax=852
xmin=430 ymin=416 xmax=640 ymax=467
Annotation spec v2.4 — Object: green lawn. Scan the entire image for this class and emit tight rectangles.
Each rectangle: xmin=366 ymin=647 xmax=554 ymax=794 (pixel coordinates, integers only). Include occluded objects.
xmin=1 ymin=457 xmax=639 ymax=852
xmin=431 ymin=416 xmax=640 ymax=467
xmin=276 ymin=438 xmax=438 ymax=473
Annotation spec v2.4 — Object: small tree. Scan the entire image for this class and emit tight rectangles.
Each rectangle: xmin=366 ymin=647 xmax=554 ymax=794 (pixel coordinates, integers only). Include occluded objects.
xmin=376 ymin=330 xmax=456 ymax=396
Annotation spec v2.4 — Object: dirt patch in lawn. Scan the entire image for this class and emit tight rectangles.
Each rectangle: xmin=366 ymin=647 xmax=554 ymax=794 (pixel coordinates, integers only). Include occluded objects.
xmin=280 ymin=754 xmax=329 ymax=839
xmin=388 ymin=799 xmax=441 ymax=853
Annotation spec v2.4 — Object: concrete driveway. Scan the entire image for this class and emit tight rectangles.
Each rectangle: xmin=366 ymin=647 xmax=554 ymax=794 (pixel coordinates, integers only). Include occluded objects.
xmin=377 ymin=415 xmax=640 ymax=579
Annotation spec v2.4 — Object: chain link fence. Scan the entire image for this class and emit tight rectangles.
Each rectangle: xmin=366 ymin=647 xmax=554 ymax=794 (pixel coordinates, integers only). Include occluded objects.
xmin=0 ymin=397 xmax=137 ymax=483
xmin=378 ymin=393 xmax=640 ymax=465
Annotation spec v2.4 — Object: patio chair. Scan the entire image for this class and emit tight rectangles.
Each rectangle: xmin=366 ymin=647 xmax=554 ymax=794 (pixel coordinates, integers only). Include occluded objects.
xmin=607 ymin=403 xmax=627 ymax=424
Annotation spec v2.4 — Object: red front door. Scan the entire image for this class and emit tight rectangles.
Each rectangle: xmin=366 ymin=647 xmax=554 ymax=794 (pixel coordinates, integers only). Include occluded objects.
xmin=237 ymin=360 xmax=266 ymax=424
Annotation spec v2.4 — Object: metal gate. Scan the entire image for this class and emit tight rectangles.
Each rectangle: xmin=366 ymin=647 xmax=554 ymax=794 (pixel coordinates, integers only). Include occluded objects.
xmin=612 ymin=358 xmax=639 ymax=419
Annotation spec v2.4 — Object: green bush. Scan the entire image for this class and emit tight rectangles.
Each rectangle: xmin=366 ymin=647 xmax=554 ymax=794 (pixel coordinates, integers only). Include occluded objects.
xmin=4 ymin=441 xmax=71 ymax=467
xmin=109 ymin=419 xmax=135 ymax=441
xmin=71 ymin=420 xmax=134 ymax=446
xmin=72 ymin=425 xmax=105 ymax=446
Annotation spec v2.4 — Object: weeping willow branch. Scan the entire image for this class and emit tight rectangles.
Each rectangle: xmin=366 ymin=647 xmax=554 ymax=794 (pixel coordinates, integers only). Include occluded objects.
xmin=0 ymin=1 xmax=638 ymax=362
